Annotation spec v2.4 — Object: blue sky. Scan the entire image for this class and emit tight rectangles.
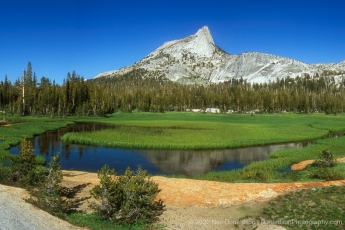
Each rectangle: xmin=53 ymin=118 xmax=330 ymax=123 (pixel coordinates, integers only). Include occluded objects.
xmin=1 ymin=0 xmax=344 ymax=84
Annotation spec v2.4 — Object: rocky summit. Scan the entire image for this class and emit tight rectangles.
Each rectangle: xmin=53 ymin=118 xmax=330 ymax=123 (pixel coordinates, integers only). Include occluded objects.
xmin=94 ymin=26 xmax=345 ymax=84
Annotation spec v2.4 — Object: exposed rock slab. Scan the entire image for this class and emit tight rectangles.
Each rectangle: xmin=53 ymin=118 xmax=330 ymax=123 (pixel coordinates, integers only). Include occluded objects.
xmin=0 ymin=184 xmax=86 ymax=230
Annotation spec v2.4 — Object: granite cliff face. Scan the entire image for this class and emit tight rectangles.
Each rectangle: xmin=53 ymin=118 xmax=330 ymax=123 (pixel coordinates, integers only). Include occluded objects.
xmin=95 ymin=26 xmax=345 ymax=84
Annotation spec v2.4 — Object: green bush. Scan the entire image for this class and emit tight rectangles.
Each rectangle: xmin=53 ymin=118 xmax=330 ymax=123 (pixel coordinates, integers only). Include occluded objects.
xmin=309 ymin=167 xmax=345 ymax=180
xmin=311 ymin=149 xmax=337 ymax=168
xmin=242 ymin=167 xmax=272 ymax=181
xmin=0 ymin=165 xmax=13 ymax=184
xmin=14 ymin=137 xmax=38 ymax=184
xmin=0 ymin=137 xmax=45 ymax=186
xmin=308 ymin=149 xmax=344 ymax=181
xmin=28 ymin=153 xmax=87 ymax=215
xmin=89 ymin=165 xmax=165 ymax=224
xmin=0 ymin=138 xmax=85 ymax=215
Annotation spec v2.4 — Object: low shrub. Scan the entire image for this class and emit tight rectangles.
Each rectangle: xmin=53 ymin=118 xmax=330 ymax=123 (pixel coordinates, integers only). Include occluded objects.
xmin=0 ymin=137 xmax=45 ymax=186
xmin=27 ymin=153 xmax=88 ymax=215
xmin=242 ymin=167 xmax=273 ymax=181
xmin=89 ymin=165 xmax=165 ymax=224
xmin=311 ymin=149 xmax=337 ymax=168
xmin=308 ymin=149 xmax=345 ymax=181
xmin=309 ymin=167 xmax=345 ymax=180
xmin=0 ymin=165 xmax=13 ymax=184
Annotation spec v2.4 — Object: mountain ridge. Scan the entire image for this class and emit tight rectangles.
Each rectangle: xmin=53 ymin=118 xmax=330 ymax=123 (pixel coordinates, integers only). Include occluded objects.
xmin=95 ymin=26 xmax=345 ymax=83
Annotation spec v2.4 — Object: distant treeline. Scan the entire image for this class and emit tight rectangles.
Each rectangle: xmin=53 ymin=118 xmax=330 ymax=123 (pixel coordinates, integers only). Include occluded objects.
xmin=1 ymin=62 xmax=345 ymax=116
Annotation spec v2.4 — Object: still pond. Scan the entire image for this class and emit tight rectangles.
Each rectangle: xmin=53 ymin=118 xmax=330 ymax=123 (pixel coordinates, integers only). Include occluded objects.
xmin=9 ymin=122 xmax=343 ymax=177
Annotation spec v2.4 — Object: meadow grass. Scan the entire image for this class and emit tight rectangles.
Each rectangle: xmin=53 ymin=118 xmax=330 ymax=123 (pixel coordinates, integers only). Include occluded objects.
xmin=0 ymin=115 xmax=110 ymax=158
xmin=0 ymin=115 xmax=166 ymax=230
xmin=260 ymin=185 xmax=345 ymax=229
xmin=60 ymin=112 xmax=345 ymax=182
xmin=2 ymin=112 xmax=345 ymax=183
xmin=0 ymin=116 xmax=75 ymax=158
xmin=1 ymin=113 xmax=345 ymax=229
xmin=194 ymin=136 xmax=345 ymax=182
xmin=62 ymin=112 xmax=345 ymax=150
xmin=64 ymin=212 xmax=165 ymax=230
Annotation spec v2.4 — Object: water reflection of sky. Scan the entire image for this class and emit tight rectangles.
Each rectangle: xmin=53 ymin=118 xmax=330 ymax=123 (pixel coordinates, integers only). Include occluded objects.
xmin=10 ymin=134 xmax=269 ymax=177
xmin=8 ymin=122 xmax=344 ymax=177
xmin=10 ymin=143 xmax=167 ymax=175
xmin=68 ymin=147 xmax=166 ymax=175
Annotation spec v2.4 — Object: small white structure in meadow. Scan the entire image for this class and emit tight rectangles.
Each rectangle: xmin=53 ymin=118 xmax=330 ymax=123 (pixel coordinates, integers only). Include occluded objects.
xmin=185 ymin=109 xmax=204 ymax=112
xmin=205 ymin=108 xmax=220 ymax=113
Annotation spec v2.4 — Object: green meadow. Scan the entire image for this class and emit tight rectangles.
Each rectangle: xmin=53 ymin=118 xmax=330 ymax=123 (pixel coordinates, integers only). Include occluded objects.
xmin=60 ymin=112 xmax=345 ymax=182
xmin=2 ymin=112 xmax=345 ymax=229
xmin=1 ymin=112 xmax=345 ymax=182
xmin=0 ymin=117 xmax=73 ymax=157
xmin=62 ymin=112 xmax=345 ymax=150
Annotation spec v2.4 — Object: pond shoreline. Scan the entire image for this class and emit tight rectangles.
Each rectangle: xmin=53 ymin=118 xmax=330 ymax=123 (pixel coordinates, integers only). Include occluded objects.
xmin=9 ymin=120 xmax=344 ymax=177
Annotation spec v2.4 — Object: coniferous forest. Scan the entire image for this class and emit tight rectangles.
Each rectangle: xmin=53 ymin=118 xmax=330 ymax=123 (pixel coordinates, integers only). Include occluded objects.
xmin=1 ymin=62 xmax=345 ymax=117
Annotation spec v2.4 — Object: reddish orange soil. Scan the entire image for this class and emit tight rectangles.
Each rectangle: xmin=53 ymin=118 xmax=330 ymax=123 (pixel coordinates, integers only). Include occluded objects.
xmin=62 ymin=170 xmax=345 ymax=207
xmin=291 ymin=157 xmax=345 ymax=170
xmin=290 ymin=160 xmax=315 ymax=170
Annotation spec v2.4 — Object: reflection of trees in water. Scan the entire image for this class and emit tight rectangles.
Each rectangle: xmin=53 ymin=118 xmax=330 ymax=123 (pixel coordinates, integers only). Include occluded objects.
xmin=62 ymin=144 xmax=71 ymax=159
xmin=140 ymin=143 xmax=314 ymax=177
xmin=15 ymin=123 xmax=344 ymax=177
xmin=29 ymin=122 xmax=117 ymax=159
xmin=78 ymin=146 xmax=83 ymax=158
xmin=140 ymin=148 xmax=269 ymax=177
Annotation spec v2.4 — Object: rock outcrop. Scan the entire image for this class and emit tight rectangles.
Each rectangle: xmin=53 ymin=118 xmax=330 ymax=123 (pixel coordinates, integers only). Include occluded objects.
xmin=95 ymin=26 xmax=345 ymax=84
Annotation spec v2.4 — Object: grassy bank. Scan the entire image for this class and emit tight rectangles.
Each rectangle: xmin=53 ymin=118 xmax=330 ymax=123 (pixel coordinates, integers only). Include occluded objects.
xmin=62 ymin=112 xmax=345 ymax=149
xmin=260 ymin=185 xmax=345 ymax=229
xmin=1 ymin=113 xmax=345 ymax=229
xmin=0 ymin=116 xmax=74 ymax=157
xmin=2 ymin=112 xmax=345 ymax=183
xmin=236 ymin=185 xmax=345 ymax=229
xmin=60 ymin=112 xmax=345 ymax=183
xmin=0 ymin=115 xmax=113 ymax=158
xmin=194 ymin=136 xmax=345 ymax=182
